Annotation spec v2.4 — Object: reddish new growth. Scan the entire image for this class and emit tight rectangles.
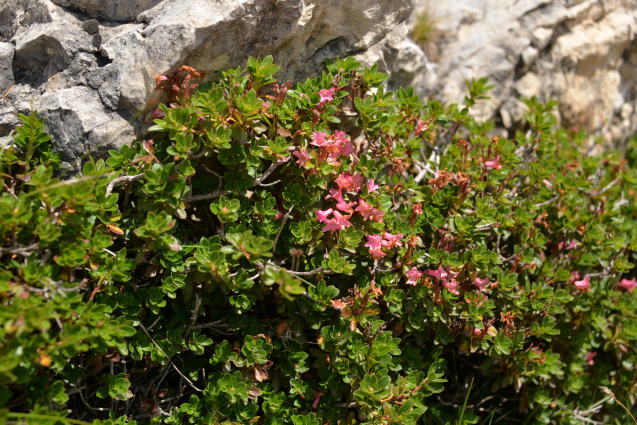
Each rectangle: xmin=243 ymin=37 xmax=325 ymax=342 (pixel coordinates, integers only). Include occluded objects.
xmin=428 ymin=170 xmax=471 ymax=193
xmin=414 ymin=119 xmax=429 ymax=135
xmin=154 ymin=65 xmax=205 ymax=105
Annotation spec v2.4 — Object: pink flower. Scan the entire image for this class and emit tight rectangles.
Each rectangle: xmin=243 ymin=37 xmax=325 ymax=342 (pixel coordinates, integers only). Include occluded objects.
xmin=382 ymin=233 xmax=403 ymax=249
xmin=364 ymin=234 xmax=384 ymax=251
xmin=316 ymin=208 xmax=333 ymax=223
xmin=618 ymin=278 xmax=637 ymax=292
xmin=367 ymin=179 xmax=379 ymax=193
xmin=364 ymin=233 xmax=403 ymax=259
xmin=335 ymin=172 xmax=364 ymax=193
xmin=326 ymin=188 xmax=346 ymax=204
xmin=405 ymin=267 xmax=423 ymax=285
xmin=318 ymin=88 xmax=336 ymax=104
xmin=558 ymin=239 xmax=579 ymax=251
xmin=332 ymin=211 xmax=352 ymax=228
xmin=293 ymin=150 xmax=312 ymax=167
xmin=369 ymin=248 xmax=386 ymax=259
xmin=584 ymin=352 xmax=597 ymax=366
xmin=414 ymin=119 xmax=428 ymax=135
xmin=484 ymin=155 xmax=503 ymax=170
xmin=442 ymin=279 xmax=460 ymax=295
xmin=319 ymin=131 xmax=353 ymax=162
xmin=262 ymin=101 xmax=271 ymax=109
xmin=335 ymin=200 xmax=357 ymax=213
xmin=152 ymin=108 xmax=165 ymax=119
xmin=320 ymin=211 xmax=352 ymax=232
xmin=333 ymin=131 xmax=349 ymax=145
xmin=473 ymin=277 xmax=490 ymax=292
xmin=355 ymin=200 xmax=384 ymax=222
xmin=573 ymin=275 xmax=591 ymax=291
xmin=338 ymin=140 xmax=354 ymax=157
xmin=311 ymin=132 xmax=329 ymax=147
xmin=426 ymin=268 xmax=449 ymax=280
xmin=275 ymin=211 xmax=284 ymax=220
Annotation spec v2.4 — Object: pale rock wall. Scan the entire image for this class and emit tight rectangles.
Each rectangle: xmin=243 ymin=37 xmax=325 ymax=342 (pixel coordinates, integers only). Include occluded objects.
xmin=403 ymin=0 xmax=637 ymax=144
xmin=1 ymin=0 xmax=636 ymax=163
xmin=0 ymin=0 xmax=411 ymax=163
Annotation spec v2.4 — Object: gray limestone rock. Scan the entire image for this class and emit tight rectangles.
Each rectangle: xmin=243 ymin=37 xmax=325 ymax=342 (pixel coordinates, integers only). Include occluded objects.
xmin=0 ymin=42 xmax=14 ymax=93
xmin=37 ymin=86 xmax=135 ymax=161
xmin=408 ymin=0 xmax=637 ymax=145
xmin=0 ymin=0 xmax=414 ymax=160
xmin=51 ymin=0 xmax=164 ymax=22
xmin=6 ymin=0 xmax=634 ymax=163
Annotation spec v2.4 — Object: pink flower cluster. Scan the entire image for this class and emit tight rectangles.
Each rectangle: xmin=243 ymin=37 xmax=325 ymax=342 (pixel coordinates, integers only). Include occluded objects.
xmin=426 ymin=267 xmax=461 ymax=295
xmin=316 ymin=172 xmax=384 ymax=232
xmin=364 ymin=233 xmax=403 ymax=259
xmin=292 ymin=131 xmax=354 ymax=168
xmin=318 ymin=88 xmax=336 ymax=105
xmin=316 ymin=208 xmax=352 ymax=231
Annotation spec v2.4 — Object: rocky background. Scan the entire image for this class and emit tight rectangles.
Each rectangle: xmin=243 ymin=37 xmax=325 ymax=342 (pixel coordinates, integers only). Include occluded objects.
xmin=0 ymin=0 xmax=635 ymax=164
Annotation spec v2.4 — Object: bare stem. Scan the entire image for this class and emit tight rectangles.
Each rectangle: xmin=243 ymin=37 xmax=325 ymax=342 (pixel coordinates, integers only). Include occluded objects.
xmin=105 ymin=173 xmax=144 ymax=196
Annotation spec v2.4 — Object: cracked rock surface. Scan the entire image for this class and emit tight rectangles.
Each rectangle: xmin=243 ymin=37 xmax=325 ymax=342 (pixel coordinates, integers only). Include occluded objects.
xmin=2 ymin=0 xmax=636 ymax=162
xmin=403 ymin=0 xmax=637 ymax=144
xmin=0 ymin=0 xmax=411 ymax=163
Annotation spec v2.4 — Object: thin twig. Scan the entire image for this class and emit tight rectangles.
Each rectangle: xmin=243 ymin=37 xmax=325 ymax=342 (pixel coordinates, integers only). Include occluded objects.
xmin=254 ymin=159 xmax=289 ymax=186
xmin=588 ymin=177 xmax=621 ymax=197
xmin=0 ymin=243 xmax=39 ymax=256
xmin=105 ymin=173 xmax=144 ymax=196
xmin=287 ymin=267 xmax=326 ymax=276
xmin=273 ymin=206 xmax=294 ymax=252
xmin=534 ymin=195 xmax=559 ymax=208
xmin=183 ymin=294 xmax=201 ymax=340
xmin=183 ymin=190 xmax=223 ymax=203
xmin=137 ymin=322 xmax=203 ymax=392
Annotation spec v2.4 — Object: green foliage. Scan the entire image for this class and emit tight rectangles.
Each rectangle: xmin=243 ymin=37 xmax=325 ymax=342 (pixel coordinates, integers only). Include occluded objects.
xmin=1 ymin=56 xmax=636 ymax=425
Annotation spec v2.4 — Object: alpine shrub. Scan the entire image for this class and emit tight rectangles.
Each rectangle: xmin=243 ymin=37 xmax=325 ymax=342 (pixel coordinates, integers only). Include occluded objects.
xmin=0 ymin=56 xmax=636 ymax=425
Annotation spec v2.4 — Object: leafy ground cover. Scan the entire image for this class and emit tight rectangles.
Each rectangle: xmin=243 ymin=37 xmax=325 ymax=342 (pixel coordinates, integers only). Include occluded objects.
xmin=0 ymin=57 xmax=636 ymax=425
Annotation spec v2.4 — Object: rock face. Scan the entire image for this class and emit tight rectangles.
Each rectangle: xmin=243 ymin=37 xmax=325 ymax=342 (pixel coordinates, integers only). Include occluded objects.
xmin=2 ymin=0 xmax=636 ymax=162
xmin=0 ymin=0 xmax=411 ymax=163
xmin=404 ymin=0 xmax=637 ymax=144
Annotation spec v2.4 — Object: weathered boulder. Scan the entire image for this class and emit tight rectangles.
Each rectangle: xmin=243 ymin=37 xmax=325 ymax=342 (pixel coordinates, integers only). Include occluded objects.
xmin=0 ymin=42 xmax=14 ymax=93
xmin=406 ymin=0 xmax=637 ymax=144
xmin=1 ymin=0 xmax=412 ymax=164
xmin=37 ymin=86 xmax=135 ymax=161
xmin=51 ymin=0 xmax=163 ymax=22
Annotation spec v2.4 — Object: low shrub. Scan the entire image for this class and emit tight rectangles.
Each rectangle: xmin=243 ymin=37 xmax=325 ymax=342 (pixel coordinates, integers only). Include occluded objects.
xmin=0 ymin=57 xmax=636 ymax=425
